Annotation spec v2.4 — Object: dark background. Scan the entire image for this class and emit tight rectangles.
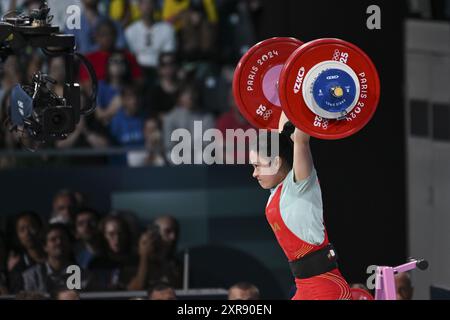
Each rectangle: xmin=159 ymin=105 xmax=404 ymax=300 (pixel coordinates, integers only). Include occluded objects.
xmin=255 ymin=0 xmax=407 ymax=282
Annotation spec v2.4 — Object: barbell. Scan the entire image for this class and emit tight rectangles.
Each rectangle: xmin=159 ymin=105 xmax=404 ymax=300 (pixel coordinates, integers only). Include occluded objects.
xmin=232 ymin=37 xmax=380 ymax=139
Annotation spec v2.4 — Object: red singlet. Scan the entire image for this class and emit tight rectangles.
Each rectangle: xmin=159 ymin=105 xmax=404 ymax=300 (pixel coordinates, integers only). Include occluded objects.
xmin=266 ymin=183 xmax=352 ymax=300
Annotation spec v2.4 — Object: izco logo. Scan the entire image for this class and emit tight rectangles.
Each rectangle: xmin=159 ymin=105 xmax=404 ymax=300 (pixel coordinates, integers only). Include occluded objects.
xmin=293 ymin=67 xmax=305 ymax=94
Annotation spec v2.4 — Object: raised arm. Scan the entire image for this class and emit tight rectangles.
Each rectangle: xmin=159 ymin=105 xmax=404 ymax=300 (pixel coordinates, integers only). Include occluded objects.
xmin=279 ymin=112 xmax=313 ymax=182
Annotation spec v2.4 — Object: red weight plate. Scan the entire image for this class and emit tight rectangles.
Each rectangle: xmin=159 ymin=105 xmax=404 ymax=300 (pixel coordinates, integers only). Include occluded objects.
xmin=233 ymin=37 xmax=303 ymax=129
xmin=279 ymin=38 xmax=380 ymax=139
xmin=350 ymin=288 xmax=374 ymax=300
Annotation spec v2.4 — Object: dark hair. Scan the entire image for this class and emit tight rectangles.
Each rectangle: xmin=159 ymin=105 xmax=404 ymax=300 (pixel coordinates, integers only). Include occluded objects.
xmin=74 ymin=207 xmax=101 ymax=222
xmin=43 ymin=223 xmax=74 ymax=245
xmin=147 ymin=281 xmax=175 ymax=297
xmin=13 ymin=211 xmax=44 ymax=252
xmin=105 ymin=51 xmax=132 ymax=84
xmin=249 ymin=124 xmax=294 ymax=170
xmin=121 ymin=85 xmax=139 ymax=98
xmin=176 ymin=83 xmax=199 ymax=108
xmin=96 ymin=18 xmax=118 ymax=40
xmin=15 ymin=211 xmax=43 ymax=231
xmin=229 ymin=282 xmax=260 ymax=299
xmin=99 ymin=215 xmax=132 ymax=252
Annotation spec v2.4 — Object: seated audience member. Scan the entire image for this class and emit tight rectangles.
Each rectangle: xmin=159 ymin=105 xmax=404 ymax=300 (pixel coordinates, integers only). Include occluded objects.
xmin=395 ymin=272 xmax=414 ymax=300
xmin=145 ymin=52 xmax=180 ymax=119
xmin=52 ymin=289 xmax=81 ymax=300
xmin=147 ymin=282 xmax=177 ymax=300
xmin=90 ymin=215 xmax=137 ymax=290
xmin=7 ymin=211 xmax=45 ymax=292
xmin=228 ymin=282 xmax=260 ymax=300
xmin=49 ymin=189 xmax=78 ymax=225
xmin=95 ymin=52 xmax=135 ymax=125
xmin=79 ymin=18 xmax=142 ymax=85
xmin=110 ymin=86 xmax=146 ymax=147
xmin=127 ymin=117 xmax=166 ymax=167
xmin=18 ymin=224 xmax=86 ymax=294
xmin=162 ymin=84 xmax=215 ymax=163
xmin=73 ymin=207 xmax=105 ymax=269
xmin=64 ymin=0 xmax=127 ymax=54
xmin=128 ymin=215 xmax=182 ymax=290
xmin=125 ymin=0 xmax=176 ymax=86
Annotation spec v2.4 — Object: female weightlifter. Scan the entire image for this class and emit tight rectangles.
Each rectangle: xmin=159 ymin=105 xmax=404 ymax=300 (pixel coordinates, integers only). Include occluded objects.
xmin=249 ymin=112 xmax=352 ymax=300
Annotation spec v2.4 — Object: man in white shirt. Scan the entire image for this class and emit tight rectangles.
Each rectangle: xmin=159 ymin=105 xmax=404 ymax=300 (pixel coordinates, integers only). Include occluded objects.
xmin=125 ymin=0 xmax=176 ymax=86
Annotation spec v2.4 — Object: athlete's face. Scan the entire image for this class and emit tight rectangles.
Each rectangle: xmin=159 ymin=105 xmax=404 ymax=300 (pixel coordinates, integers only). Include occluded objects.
xmin=250 ymin=150 xmax=280 ymax=189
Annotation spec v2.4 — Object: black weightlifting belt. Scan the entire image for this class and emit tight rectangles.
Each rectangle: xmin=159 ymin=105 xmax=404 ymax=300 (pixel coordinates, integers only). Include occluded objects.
xmin=289 ymin=244 xmax=339 ymax=279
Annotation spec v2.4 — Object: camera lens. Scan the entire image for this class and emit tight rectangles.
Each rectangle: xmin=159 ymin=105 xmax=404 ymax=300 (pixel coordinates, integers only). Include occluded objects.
xmin=52 ymin=114 xmax=63 ymax=125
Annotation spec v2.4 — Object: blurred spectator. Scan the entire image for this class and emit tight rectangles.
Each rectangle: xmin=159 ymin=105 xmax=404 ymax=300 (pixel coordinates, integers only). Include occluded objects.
xmin=128 ymin=215 xmax=182 ymax=290
xmin=53 ymin=288 xmax=81 ymax=300
xmin=228 ymin=282 xmax=260 ymax=300
xmin=110 ymin=86 xmax=146 ymax=146
xmin=7 ymin=211 xmax=45 ymax=291
xmin=177 ymin=0 xmax=218 ymax=62
xmin=395 ymin=272 xmax=413 ymax=300
xmin=162 ymin=84 xmax=215 ymax=164
xmin=95 ymin=51 xmax=134 ymax=125
xmin=17 ymin=223 xmax=82 ymax=294
xmin=73 ymin=207 xmax=105 ymax=269
xmin=147 ymin=282 xmax=177 ymax=300
xmin=15 ymin=290 xmax=47 ymax=300
xmin=127 ymin=117 xmax=166 ymax=167
xmin=64 ymin=0 xmax=127 ymax=54
xmin=79 ymin=19 xmax=142 ymax=85
xmin=92 ymin=215 xmax=137 ymax=290
xmin=100 ymin=215 xmax=132 ymax=260
xmin=55 ymin=92 xmax=111 ymax=149
xmin=125 ymin=0 xmax=176 ymax=86
xmin=49 ymin=189 xmax=78 ymax=225
xmin=145 ymin=52 xmax=180 ymax=119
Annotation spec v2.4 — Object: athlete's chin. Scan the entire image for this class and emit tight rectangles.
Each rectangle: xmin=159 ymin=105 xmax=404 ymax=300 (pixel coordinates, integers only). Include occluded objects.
xmin=257 ymin=180 xmax=272 ymax=190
